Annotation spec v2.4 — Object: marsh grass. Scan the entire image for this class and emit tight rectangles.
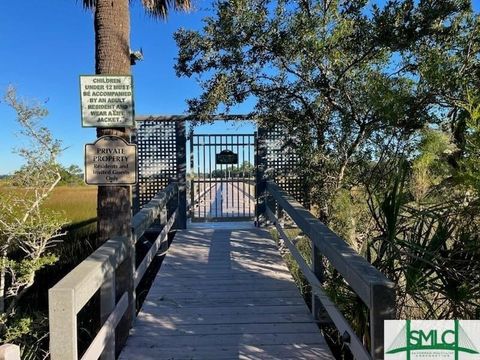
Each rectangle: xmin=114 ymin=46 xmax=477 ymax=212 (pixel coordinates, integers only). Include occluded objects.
xmin=1 ymin=183 xmax=98 ymax=358
xmin=44 ymin=186 xmax=97 ymax=223
xmin=0 ymin=184 xmax=98 ymax=273
xmin=0 ymin=184 xmax=97 ymax=223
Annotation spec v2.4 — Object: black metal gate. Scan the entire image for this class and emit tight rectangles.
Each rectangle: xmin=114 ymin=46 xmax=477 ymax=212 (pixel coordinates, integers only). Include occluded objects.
xmin=190 ymin=133 xmax=256 ymax=222
xmin=133 ymin=116 xmax=304 ymax=226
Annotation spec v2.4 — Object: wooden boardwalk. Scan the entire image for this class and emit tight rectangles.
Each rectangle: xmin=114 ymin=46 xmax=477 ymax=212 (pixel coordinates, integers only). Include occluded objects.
xmin=119 ymin=223 xmax=333 ymax=360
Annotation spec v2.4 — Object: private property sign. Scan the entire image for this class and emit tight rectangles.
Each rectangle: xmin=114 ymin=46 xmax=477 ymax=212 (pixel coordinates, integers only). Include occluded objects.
xmin=80 ymin=75 xmax=134 ymax=127
xmin=84 ymin=136 xmax=137 ymax=185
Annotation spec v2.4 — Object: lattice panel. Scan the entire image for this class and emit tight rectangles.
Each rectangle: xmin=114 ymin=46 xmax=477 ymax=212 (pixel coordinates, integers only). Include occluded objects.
xmin=135 ymin=121 xmax=178 ymax=209
xmin=262 ymin=126 xmax=307 ymax=206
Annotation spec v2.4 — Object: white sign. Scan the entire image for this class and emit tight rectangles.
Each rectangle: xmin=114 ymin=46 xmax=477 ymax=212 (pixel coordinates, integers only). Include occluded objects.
xmin=385 ymin=320 xmax=480 ymax=360
xmin=80 ymin=75 xmax=134 ymax=127
xmin=85 ymin=136 xmax=137 ymax=185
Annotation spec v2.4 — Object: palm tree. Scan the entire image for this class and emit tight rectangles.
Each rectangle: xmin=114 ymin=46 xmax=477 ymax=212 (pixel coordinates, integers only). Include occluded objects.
xmin=81 ymin=0 xmax=191 ymax=243
xmin=80 ymin=1 xmax=190 ymax=355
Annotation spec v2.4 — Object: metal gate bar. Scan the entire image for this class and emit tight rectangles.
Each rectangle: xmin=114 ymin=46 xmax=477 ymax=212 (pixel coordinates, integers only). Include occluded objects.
xmin=190 ymin=133 xmax=255 ymax=222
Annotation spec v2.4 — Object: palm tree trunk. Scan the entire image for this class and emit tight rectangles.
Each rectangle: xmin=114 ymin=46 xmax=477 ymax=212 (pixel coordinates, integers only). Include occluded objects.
xmin=94 ymin=0 xmax=131 ymax=243
xmin=95 ymin=0 xmax=130 ymax=75
xmin=93 ymin=1 xmax=133 ymax=356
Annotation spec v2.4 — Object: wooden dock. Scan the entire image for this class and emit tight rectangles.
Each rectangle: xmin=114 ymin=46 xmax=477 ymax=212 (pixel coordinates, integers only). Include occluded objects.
xmin=119 ymin=223 xmax=333 ymax=359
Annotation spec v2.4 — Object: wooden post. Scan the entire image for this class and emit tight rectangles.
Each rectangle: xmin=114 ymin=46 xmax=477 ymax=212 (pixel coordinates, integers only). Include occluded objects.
xmin=48 ymin=288 xmax=77 ymax=360
xmin=0 ymin=344 xmax=20 ymax=360
xmin=167 ymin=182 xmax=178 ymax=228
xmin=276 ymin=204 xmax=283 ymax=221
xmin=311 ymin=244 xmax=331 ymax=324
xmin=176 ymin=121 xmax=187 ymax=229
xmin=265 ymin=193 xmax=277 ymax=225
xmin=100 ymin=271 xmax=115 ymax=360
xmin=370 ymin=283 xmax=396 ymax=359
xmin=113 ymin=248 xmax=136 ymax=357
xmin=130 ymin=127 xmax=140 ymax=215
xmin=255 ymin=130 xmax=267 ymax=226
xmin=189 ymin=130 xmax=195 ymax=221
xmin=112 ymin=233 xmax=136 ymax=360
xmin=129 ymin=229 xmax=138 ymax=321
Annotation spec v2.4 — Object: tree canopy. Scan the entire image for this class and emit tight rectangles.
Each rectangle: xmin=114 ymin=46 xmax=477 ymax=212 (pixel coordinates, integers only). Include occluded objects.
xmin=176 ymin=0 xmax=478 ymax=206
xmin=175 ymin=0 xmax=480 ymax=322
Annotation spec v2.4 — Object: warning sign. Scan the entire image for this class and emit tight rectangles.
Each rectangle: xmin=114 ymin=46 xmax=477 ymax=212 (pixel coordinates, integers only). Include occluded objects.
xmin=80 ymin=75 xmax=134 ymax=127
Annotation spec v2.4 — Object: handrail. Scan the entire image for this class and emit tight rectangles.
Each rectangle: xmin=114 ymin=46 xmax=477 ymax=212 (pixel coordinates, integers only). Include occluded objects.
xmin=265 ymin=181 xmax=395 ymax=360
xmin=0 ymin=344 xmax=20 ymax=360
xmin=49 ymin=182 xmax=179 ymax=360
xmin=134 ymin=208 xmax=177 ymax=288
xmin=132 ymin=183 xmax=177 ymax=239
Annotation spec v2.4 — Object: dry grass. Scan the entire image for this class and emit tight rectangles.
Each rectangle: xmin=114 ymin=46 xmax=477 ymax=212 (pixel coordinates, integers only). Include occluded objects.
xmin=44 ymin=186 xmax=97 ymax=223
xmin=0 ymin=183 xmax=97 ymax=223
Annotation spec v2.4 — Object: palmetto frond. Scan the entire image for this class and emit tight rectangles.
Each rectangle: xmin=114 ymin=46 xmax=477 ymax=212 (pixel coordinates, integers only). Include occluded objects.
xmin=81 ymin=0 xmax=95 ymax=9
xmin=81 ymin=0 xmax=191 ymax=18
xmin=141 ymin=0 xmax=191 ymax=18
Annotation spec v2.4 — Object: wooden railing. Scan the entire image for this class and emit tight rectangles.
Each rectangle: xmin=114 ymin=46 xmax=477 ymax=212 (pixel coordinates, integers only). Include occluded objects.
xmin=264 ymin=181 xmax=396 ymax=360
xmin=0 ymin=344 xmax=20 ymax=360
xmin=49 ymin=182 xmax=180 ymax=360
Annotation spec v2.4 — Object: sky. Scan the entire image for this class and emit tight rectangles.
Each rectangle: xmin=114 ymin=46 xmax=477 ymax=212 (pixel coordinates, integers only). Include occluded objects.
xmin=0 ymin=0 xmax=254 ymax=174
xmin=1 ymin=1 xmax=479 ymax=174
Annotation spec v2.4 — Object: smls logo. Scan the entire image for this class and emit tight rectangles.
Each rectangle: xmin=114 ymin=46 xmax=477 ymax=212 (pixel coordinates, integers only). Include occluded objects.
xmin=385 ymin=320 xmax=480 ymax=360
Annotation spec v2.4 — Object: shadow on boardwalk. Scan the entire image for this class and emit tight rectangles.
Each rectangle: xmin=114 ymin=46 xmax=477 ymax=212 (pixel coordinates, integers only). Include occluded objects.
xmin=120 ymin=223 xmax=333 ymax=360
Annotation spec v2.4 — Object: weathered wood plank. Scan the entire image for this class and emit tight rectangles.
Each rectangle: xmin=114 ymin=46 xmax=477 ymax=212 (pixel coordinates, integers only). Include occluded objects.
xmin=135 ymin=312 xmax=316 ymax=325
xmin=152 ymin=278 xmax=297 ymax=292
xmin=155 ymin=278 xmax=299 ymax=288
xmin=136 ymin=297 xmax=307 ymax=307
xmin=146 ymin=289 xmax=301 ymax=300
xmin=120 ymin=332 xmax=325 ymax=347
xmin=131 ymin=322 xmax=320 ymax=336
xmin=139 ymin=304 xmax=315 ymax=317
xmin=154 ymin=273 xmax=296 ymax=281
